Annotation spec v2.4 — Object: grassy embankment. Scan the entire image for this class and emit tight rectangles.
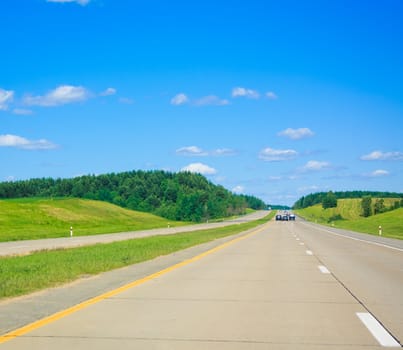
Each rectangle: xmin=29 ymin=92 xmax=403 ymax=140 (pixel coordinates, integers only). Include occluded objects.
xmin=0 ymin=200 xmax=274 ymax=299
xmin=0 ymin=198 xmax=188 ymax=242
xmin=295 ymin=198 xmax=403 ymax=240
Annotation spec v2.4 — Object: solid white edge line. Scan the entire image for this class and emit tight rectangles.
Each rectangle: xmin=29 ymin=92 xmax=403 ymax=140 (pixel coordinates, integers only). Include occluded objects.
xmin=318 ymin=265 xmax=330 ymax=274
xmin=356 ymin=312 xmax=400 ymax=347
xmin=300 ymin=221 xmax=403 ymax=252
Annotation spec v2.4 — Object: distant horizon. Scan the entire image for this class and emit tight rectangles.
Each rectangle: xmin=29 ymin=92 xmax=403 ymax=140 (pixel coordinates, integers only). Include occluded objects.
xmin=1 ymin=168 xmax=401 ymax=208
xmin=2 ymin=0 xmax=402 ymax=207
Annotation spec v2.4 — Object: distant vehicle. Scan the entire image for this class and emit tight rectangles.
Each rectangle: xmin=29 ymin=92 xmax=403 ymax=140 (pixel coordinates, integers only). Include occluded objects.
xmin=276 ymin=211 xmax=295 ymax=221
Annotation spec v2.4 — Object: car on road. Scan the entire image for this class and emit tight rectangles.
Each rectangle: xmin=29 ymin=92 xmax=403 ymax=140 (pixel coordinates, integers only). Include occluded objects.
xmin=289 ymin=214 xmax=296 ymax=220
xmin=276 ymin=214 xmax=282 ymax=221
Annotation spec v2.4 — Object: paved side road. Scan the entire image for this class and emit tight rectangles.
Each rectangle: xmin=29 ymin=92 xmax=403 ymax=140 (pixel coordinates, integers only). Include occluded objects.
xmin=2 ymin=219 xmax=402 ymax=349
xmin=0 ymin=210 xmax=269 ymax=257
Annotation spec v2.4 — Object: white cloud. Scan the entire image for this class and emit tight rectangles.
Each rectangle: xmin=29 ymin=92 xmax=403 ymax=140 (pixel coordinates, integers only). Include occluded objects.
xmin=259 ymin=147 xmax=298 ymax=161
xmin=360 ymin=150 xmax=403 ymax=161
xmin=181 ymin=162 xmax=217 ymax=175
xmin=268 ymin=176 xmax=282 ymax=181
xmin=278 ymin=127 xmax=314 ymax=140
xmin=365 ymin=169 xmax=390 ymax=177
xmin=232 ymin=185 xmax=245 ymax=194
xmin=231 ymin=87 xmax=260 ymax=99
xmin=176 ymin=146 xmax=208 ymax=157
xmin=0 ymin=89 xmax=14 ymax=110
xmin=24 ymin=85 xmax=90 ymax=107
xmin=176 ymin=146 xmax=236 ymax=157
xmin=268 ymin=175 xmax=299 ymax=181
xmin=193 ymin=95 xmax=230 ymax=106
xmin=13 ymin=108 xmax=33 ymax=115
xmin=212 ymin=148 xmax=236 ymax=156
xmin=46 ymin=0 xmax=90 ymax=5
xmin=171 ymin=93 xmax=229 ymax=107
xmin=265 ymin=91 xmax=278 ymax=100
xmin=171 ymin=93 xmax=189 ymax=106
xmin=301 ymin=160 xmax=331 ymax=171
xmin=100 ymin=87 xmax=117 ymax=96
xmin=0 ymin=134 xmax=57 ymax=150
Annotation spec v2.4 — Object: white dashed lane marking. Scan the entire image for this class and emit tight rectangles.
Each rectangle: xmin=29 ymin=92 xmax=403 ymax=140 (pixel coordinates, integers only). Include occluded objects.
xmin=318 ymin=265 xmax=330 ymax=274
xmin=356 ymin=312 xmax=400 ymax=347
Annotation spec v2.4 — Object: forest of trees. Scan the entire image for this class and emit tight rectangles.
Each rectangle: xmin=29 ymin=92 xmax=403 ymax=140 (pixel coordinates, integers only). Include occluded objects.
xmin=293 ymin=191 xmax=403 ymax=210
xmin=0 ymin=170 xmax=266 ymax=222
xmin=321 ymin=191 xmax=338 ymax=209
xmin=360 ymin=196 xmax=401 ymax=217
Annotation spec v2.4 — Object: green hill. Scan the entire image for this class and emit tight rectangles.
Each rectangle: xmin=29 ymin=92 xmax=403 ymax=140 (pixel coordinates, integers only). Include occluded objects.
xmin=0 ymin=170 xmax=266 ymax=222
xmin=293 ymin=190 xmax=402 ymax=209
xmin=295 ymin=198 xmax=403 ymax=239
xmin=0 ymin=198 xmax=187 ymax=242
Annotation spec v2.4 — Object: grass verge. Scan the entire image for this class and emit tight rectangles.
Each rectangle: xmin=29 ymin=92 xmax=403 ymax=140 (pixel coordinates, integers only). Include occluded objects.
xmin=0 ymin=212 xmax=274 ymax=300
xmin=295 ymin=203 xmax=403 ymax=240
xmin=0 ymin=198 xmax=188 ymax=242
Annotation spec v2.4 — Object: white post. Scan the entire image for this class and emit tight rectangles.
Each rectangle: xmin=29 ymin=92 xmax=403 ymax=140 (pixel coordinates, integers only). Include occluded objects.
xmin=378 ymin=225 xmax=382 ymax=236
xmin=70 ymin=226 xmax=73 ymax=237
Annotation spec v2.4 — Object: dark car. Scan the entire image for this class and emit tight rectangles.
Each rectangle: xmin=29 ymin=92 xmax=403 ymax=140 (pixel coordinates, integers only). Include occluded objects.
xmin=289 ymin=214 xmax=296 ymax=221
xmin=275 ymin=214 xmax=282 ymax=221
xmin=282 ymin=215 xmax=289 ymax=221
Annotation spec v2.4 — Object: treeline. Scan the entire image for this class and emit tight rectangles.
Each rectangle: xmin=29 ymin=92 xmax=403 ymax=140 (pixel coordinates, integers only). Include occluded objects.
xmin=293 ymin=191 xmax=403 ymax=210
xmin=0 ymin=170 xmax=266 ymax=222
xmin=361 ymin=195 xmax=403 ymax=217
xmin=268 ymin=204 xmax=291 ymax=210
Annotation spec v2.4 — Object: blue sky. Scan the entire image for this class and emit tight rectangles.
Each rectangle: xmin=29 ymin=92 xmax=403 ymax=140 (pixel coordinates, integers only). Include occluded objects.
xmin=1 ymin=0 xmax=402 ymax=206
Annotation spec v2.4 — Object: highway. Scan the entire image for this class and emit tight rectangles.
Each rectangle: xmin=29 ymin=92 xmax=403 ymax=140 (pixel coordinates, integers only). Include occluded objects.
xmin=0 ymin=218 xmax=402 ymax=349
xmin=295 ymin=220 xmax=403 ymax=345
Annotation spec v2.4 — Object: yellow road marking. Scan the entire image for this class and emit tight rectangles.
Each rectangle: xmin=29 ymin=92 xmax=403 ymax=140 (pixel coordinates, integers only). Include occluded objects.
xmin=0 ymin=222 xmax=270 ymax=344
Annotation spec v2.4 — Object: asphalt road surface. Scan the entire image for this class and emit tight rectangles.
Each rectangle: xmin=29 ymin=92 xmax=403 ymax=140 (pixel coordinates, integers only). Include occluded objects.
xmin=1 ymin=218 xmax=402 ymax=349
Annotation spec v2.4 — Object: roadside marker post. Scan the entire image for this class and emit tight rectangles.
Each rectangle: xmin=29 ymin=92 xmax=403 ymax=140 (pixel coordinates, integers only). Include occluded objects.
xmin=378 ymin=225 xmax=382 ymax=236
xmin=70 ymin=226 xmax=73 ymax=237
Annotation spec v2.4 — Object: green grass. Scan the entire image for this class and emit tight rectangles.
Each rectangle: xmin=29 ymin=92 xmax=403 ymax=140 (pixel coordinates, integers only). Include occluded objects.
xmin=295 ymin=199 xmax=403 ymax=239
xmin=0 ymin=198 xmax=188 ymax=242
xmin=0 ymin=212 xmax=274 ymax=299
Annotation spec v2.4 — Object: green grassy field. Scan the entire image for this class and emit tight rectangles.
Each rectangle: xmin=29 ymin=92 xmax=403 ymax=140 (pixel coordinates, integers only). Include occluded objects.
xmin=0 ymin=198 xmax=188 ymax=242
xmin=0 ymin=212 xmax=274 ymax=299
xmin=295 ymin=198 xmax=403 ymax=239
